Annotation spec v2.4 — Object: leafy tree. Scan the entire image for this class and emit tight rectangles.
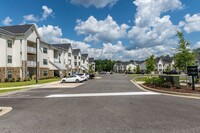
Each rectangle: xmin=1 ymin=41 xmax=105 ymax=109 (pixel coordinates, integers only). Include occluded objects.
xmin=166 ymin=65 xmax=171 ymax=72
xmin=136 ymin=65 xmax=141 ymax=74
xmin=128 ymin=66 xmax=132 ymax=72
xmin=174 ymin=31 xmax=196 ymax=72
xmin=146 ymin=55 xmax=156 ymax=75
xmin=88 ymin=64 xmax=94 ymax=74
xmin=95 ymin=59 xmax=115 ymax=72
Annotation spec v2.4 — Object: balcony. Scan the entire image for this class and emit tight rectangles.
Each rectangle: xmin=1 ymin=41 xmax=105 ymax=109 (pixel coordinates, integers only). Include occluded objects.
xmin=27 ymin=61 xmax=36 ymax=67
xmin=27 ymin=46 xmax=36 ymax=54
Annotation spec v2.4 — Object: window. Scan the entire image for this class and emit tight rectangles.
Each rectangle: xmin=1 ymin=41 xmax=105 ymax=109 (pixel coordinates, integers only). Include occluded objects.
xmin=43 ymin=59 xmax=48 ymax=65
xmin=74 ymin=56 xmax=77 ymax=59
xmin=68 ymin=53 xmax=71 ymax=57
xmin=74 ymin=62 xmax=77 ymax=66
xmin=7 ymin=70 xmax=12 ymax=78
xmin=43 ymin=70 xmax=48 ymax=76
xmin=68 ymin=59 xmax=71 ymax=64
xmin=7 ymin=40 xmax=12 ymax=48
xmin=43 ymin=47 xmax=48 ymax=54
xmin=79 ymin=56 xmax=81 ymax=59
xmin=8 ymin=55 xmax=12 ymax=63
xmin=79 ymin=62 xmax=80 ymax=66
xmin=83 ymin=59 xmax=85 ymax=64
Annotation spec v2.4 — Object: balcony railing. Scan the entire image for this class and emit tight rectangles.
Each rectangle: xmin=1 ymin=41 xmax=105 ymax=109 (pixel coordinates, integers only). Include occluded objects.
xmin=27 ymin=46 xmax=36 ymax=54
xmin=27 ymin=61 xmax=36 ymax=67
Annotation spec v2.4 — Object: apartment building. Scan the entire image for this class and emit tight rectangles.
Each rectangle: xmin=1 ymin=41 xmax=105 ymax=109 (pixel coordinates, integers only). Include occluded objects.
xmin=81 ymin=54 xmax=89 ymax=73
xmin=0 ymin=24 xmax=40 ymax=81
xmin=89 ymin=58 xmax=95 ymax=72
xmin=0 ymin=24 xmax=92 ymax=81
xmin=72 ymin=49 xmax=82 ymax=73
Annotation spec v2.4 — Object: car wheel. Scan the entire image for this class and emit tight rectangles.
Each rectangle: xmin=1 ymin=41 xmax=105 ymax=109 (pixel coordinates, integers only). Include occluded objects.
xmin=62 ymin=80 xmax=66 ymax=83
xmin=75 ymin=79 xmax=79 ymax=83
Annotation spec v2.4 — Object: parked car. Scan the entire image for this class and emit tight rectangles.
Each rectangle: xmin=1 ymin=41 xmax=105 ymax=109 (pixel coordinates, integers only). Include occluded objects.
xmin=99 ymin=71 xmax=106 ymax=74
xmin=125 ymin=71 xmax=134 ymax=74
xmin=76 ymin=73 xmax=88 ymax=81
xmin=61 ymin=75 xmax=82 ymax=83
xmin=89 ymin=74 xmax=95 ymax=79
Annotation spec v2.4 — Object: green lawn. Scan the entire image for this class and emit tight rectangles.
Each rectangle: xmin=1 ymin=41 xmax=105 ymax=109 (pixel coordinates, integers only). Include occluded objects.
xmin=0 ymin=78 xmax=60 ymax=88
xmin=0 ymin=88 xmax=23 ymax=93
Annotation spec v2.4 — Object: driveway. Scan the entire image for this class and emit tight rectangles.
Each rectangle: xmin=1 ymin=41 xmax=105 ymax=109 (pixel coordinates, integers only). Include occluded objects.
xmin=0 ymin=74 xmax=200 ymax=133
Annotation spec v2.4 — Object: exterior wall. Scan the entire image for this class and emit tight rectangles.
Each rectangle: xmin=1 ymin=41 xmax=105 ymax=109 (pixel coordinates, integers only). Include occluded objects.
xmin=39 ymin=42 xmax=49 ymax=69
xmin=126 ymin=64 xmax=136 ymax=71
xmin=0 ymin=68 xmax=5 ymax=81
xmin=39 ymin=67 xmax=54 ymax=79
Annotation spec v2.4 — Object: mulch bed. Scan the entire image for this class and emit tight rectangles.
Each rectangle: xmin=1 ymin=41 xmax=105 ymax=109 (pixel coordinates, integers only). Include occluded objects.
xmin=144 ymin=83 xmax=200 ymax=94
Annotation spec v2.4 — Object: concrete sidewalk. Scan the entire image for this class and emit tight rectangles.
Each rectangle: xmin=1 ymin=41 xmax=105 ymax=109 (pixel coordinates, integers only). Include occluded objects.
xmin=0 ymin=81 xmax=60 ymax=90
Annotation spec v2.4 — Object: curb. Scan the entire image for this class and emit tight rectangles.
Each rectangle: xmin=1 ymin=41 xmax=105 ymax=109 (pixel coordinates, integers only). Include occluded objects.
xmin=132 ymin=79 xmax=200 ymax=99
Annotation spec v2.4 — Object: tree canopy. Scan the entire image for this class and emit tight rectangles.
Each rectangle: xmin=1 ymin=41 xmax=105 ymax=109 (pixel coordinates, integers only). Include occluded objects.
xmin=174 ymin=31 xmax=196 ymax=71
xmin=95 ymin=59 xmax=115 ymax=72
xmin=146 ymin=55 xmax=156 ymax=74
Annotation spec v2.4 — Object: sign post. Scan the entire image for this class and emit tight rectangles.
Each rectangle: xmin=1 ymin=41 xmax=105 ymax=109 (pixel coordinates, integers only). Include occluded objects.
xmin=187 ymin=66 xmax=198 ymax=90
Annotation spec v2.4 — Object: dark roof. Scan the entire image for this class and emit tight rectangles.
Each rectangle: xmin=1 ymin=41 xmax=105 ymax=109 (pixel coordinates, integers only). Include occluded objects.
xmin=72 ymin=49 xmax=81 ymax=55
xmin=135 ymin=61 xmax=145 ymax=65
xmin=0 ymin=24 xmax=34 ymax=34
xmin=162 ymin=57 xmax=173 ymax=63
xmin=81 ymin=54 xmax=88 ymax=59
xmin=51 ymin=44 xmax=71 ymax=50
xmin=89 ymin=58 xmax=94 ymax=63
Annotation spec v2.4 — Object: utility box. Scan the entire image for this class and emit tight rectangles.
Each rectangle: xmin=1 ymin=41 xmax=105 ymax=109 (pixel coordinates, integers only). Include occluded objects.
xmin=159 ymin=75 xmax=180 ymax=86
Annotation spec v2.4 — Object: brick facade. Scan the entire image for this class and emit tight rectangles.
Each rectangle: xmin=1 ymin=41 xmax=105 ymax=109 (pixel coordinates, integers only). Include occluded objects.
xmin=0 ymin=67 xmax=20 ymax=82
xmin=22 ymin=60 xmax=27 ymax=80
xmin=0 ymin=68 xmax=5 ymax=82
xmin=39 ymin=68 xmax=55 ymax=79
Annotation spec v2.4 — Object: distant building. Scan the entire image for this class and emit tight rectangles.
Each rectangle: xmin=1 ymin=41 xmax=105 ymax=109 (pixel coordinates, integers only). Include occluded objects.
xmin=89 ymin=58 xmax=95 ymax=72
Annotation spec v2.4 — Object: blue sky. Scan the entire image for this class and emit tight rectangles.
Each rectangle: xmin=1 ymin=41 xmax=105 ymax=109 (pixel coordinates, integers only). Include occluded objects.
xmin=1 ymin=0 xmax=200 ymax=60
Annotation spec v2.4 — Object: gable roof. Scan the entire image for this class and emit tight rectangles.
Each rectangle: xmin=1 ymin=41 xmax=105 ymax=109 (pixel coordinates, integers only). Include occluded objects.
xmin=0 ymin=24 xmax=34 ymax=35
xmin=72 ymin=49 xmax=81 ymax=55
xmin=51 ymin=43 xmax=72 ymax=50
xmin=89 ymin=58 xmax=94 ymax=63
xmin=81 ymin=54 xmax=88 ymax=59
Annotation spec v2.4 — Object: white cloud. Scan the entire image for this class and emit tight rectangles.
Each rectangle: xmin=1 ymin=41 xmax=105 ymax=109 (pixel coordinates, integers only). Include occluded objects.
xmin=182 ymin=13 xmax=200 ymax=33
xmin=128 ymin=0 xmax=183 ymax=48
xmin=23 ymin=5 xmax=53 ymax=23
xmin=23 ymin=14 xmax=39 ymax=22
xmin=193 ymin=42 xmax=200 ymax=49
xmin=70 ymin=0 xmax=118 ymax=8
xmin=75 ymin=15 xmax=129 ymax=43
xmin=41 ymin=6 xmax=53 ymax=20
xmin=38 ymin=25 xmax=90 ymax=52
xmin=2 ymin=16 xmax=13 ymax=25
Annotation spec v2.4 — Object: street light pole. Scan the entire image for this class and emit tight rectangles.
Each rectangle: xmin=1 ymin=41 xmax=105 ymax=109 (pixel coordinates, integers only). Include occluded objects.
xmin=36 ymin=37 xmax=40 ymax=84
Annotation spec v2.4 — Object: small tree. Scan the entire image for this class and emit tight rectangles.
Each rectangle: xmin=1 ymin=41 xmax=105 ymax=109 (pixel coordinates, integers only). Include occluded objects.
xmin=88 ymin=64 xmax=94 ymax=74
xmin=136 ymin=65 xmax=141 ymax=74
xmin=174 ymin=31 xmax=196 ymax=72
xmin=166 ymin=65 xmax=171 ymax=72
xmin=146 ymin=55 xmax=156 ymax=76
xmin=127 ymin=66 xmax=131 ymax=72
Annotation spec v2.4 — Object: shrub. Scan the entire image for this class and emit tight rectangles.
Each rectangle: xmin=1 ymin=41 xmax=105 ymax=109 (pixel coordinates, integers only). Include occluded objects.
xmin=0 ymin=78 xmax=1 ymax=82
xmin=16 ymin=77 xmax=21 ymax=82
xmin=10 ymin=78 xmax=15 ymax=82
xmin=27 ymin=77 xmax=31 ymax=81
xmin=162 ymin=82 xmax=172 ymax=88
xmin=23 ymin=79 xmax=27 ymax=82
xmin=4 ymin=78 xmax=9 ymax=82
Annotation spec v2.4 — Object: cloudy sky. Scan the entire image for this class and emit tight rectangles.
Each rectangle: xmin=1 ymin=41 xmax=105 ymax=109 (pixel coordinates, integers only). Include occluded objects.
xmin=1 ymin=0 xmax=200 ymax=60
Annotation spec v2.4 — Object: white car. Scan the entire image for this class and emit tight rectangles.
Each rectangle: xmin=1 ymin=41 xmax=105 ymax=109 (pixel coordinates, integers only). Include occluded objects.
xmin=76 ymin=73 xmax=88 ymax=81
xmin=61 ymin=75 xmax=82 ymax=83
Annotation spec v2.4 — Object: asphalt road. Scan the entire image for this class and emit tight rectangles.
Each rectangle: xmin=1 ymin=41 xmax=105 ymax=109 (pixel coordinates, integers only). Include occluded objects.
xmin=0 ymin=74 xmax=200 ymax=133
